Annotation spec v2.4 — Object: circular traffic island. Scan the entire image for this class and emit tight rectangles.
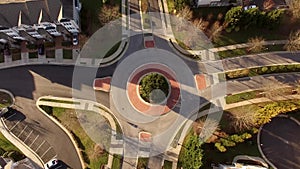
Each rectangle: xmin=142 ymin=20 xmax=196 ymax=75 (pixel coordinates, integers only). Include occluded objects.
xmin=139 ymin=73 xmax=170 ymax=104
xmin=0 ymin=90 xmax=13 ymax=109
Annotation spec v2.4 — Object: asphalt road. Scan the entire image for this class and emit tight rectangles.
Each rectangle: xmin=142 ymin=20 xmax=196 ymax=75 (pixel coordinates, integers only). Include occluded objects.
xmin=260 ymin=117 xmax=300 ymax=169
xmin=0 ymin=65 xmax=113 ymax=169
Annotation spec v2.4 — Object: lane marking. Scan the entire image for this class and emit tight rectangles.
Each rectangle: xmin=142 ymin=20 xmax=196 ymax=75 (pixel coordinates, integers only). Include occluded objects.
xmin=35 ymin=140 xmax=46 ymax=152
xmin=9 ymin=121 xmax=21 ymax=130
xmin=24 ymin=130 xmax=33 ymax=142
xmin=40 ymin=147 xmax=52 ymax=158
xmin=29 ymin=135 xmax=39 ymax=147
xmin=4 ymin=113 xmax=16 ymax=121
xmin=17 ymin=125 xmax=28 ymax=137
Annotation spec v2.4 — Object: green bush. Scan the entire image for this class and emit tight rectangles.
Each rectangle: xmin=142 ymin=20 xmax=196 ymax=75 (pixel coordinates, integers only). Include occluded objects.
xmin=255 ymin=102 xmax=298 ymax=125
xmin=228 ymin=134 xmax=244 ymax=143
xmin=241 ymin=133 xmax=252 ymax=140
xmin=214 ymin=142 xmax=227 ymax=152
xmin=139 ymin=73 xmax=169 ymax=103
xmin=220 ymin=138 xmax=236 ymax=147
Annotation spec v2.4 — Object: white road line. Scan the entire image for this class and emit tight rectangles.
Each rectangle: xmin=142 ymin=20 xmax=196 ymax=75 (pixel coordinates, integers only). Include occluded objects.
xmin=17 ymin=125 xmax=28 ymax=137
xmin=29 ymin=135 xmax=39 ymax=147
xmin=9 ymin=121 xmax=20 ymax=130
xmin=4 ymin=113 xmax=16 ymax=121
xmin=49 ymin=154 xmax=57 ymax=160
xmin=40 ymin=147 xmax=52 ymax=158
xmin=35 ymin=140 xmax=46 ymax=152
xmin=24 ymin=130 xmax=33 ymax=142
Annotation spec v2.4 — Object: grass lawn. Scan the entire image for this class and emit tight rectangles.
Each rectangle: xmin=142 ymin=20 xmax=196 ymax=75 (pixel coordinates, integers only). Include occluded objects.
xmin=213 ymin=28 xmax=287 ymax=47
xmin=137 ymin=158 xmax=149 ymax=169
xmin=80 ymin=0 xmax=121 ymax=36
xmin=111 ymin=154 xmax=123 ymax=169
xmin=0 ymin=91 xmax=13 ymax=109
xmin=217 ymin=45 xmax=285 ymax=59
xmin=225 ymin=64 xmax=300 ymax=80
xmin=201 ymin=135 xmax=260 ymax=168
xmin=39 ymin=98 xmax=80 ymax=105
xmin=225 ymin=91 xmax=262 ymax=104
xmin=163 ymin=160 xmax=173 ymax=169
xmin=142 ymin=14 xmax=151 ymax=29
xmin=41 ymin=106 xmax=109 ymax=168
xmin=104 ymin=41 xmax=121 ymax=58
xmin=0 ymin=132 xmax=22 ymax=153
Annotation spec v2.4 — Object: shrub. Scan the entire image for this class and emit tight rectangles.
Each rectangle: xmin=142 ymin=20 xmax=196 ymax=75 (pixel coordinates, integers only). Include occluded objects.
xmin=215 ymin=142 xmax=227 ymax=152
xmin=228 ymin=134 xmax=244 ymax=143
xmin=220 ymin=138 xmax=236 ymax=147
xmin=241 ymin=133 xmax=252 ymax=139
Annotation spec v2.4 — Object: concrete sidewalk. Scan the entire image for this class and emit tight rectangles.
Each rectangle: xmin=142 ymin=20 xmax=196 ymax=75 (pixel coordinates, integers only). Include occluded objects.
xmin=37 ymin=96 xmax=124 ymax=169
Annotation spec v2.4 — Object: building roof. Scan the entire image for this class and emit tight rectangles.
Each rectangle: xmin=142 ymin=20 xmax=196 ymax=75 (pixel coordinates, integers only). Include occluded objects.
xmin=0 ymin=0 xmax=74 ymax=27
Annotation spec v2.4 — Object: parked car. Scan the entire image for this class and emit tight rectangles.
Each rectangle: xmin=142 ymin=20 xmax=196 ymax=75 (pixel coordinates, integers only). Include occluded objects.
xmin=44 ymin=158 xmax=59 ymax=169
xmin=72 ymin=33 xmax=78 ymax=46
xmin=244 ymin=5 xmax=257 ymax=10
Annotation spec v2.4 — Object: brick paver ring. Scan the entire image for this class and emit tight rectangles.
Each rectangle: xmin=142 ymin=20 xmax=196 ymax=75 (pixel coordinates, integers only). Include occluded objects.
xmin=127 ymin=63 xmax=180 ymax=116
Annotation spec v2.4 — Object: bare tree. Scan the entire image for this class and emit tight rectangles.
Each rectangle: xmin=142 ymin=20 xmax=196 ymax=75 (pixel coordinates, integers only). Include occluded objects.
xmin=193 ymin=118 xmax=220 ymax=142
xmin=193 ymin=18 xmax=208 ymax=31
xmin=98 ymin=5 xmax=121 ymax=25
xmin=176 ymin=6 xmax=193 ymax=21
xmin=229 ymin=107 xmax=256 ymax=132
xmin=284 ymin=30 xmax=300 ymax=51
xmin=289 ymin=0 xmax=300 ymax=19
xmin=247 ymin=36 xmax=266 ymax=53
xmin=263 ymin=0 xmax=275 ymax=11
xmin=208 ymin=21 xmax=223 ymax=41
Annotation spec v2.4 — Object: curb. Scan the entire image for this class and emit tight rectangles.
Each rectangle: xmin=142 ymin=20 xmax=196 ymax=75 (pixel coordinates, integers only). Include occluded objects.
xmin=0 ymin=89 xmax=15 ymax=108
xmin=36 ymin=98 xmax=85 ymax=169
xmin=0 ymin=89 xmax=44 ymax=168
xmin=0 ymin=119 xmax=44 ymax=168
xmin=257 ymin=126 xmax=277 ymax=169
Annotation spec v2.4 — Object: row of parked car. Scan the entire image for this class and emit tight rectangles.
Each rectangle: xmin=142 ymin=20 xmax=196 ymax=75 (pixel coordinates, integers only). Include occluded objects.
xmin=0 ymin=18 xmax=80 ymax=51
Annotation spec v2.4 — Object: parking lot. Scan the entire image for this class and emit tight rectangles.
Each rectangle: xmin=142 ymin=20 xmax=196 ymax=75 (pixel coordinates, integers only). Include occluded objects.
xmin=1 ymin=109 xmax=56 ymax=163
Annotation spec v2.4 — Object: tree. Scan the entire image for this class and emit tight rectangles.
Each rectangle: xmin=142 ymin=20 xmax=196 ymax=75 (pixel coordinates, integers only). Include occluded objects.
xmin=224 ymin=6 xmax=243 ymax=31
xmin=176 ymin=6 xmax=193 ymax=21
xmin=208 ymin=21 xmax=223 ymax=41
xmin=289 ymin=0 xmax=300 ymax=19
xmin=98 ymin=5 xmax=121 ymax=25
xmin=263 ymin=0 xmax=275 ymax=11
xmin=247 ymin=36 xmax=266 ymax=53
xmin=193 ymin=117 xmax=220 ymax=141
xmin=182 ymin=135 xmax=203 ymax=169
xmin=139 ymin=73 xmax=169 ymax=103
xmin=284 ymin=30 xmax=300 ymax=51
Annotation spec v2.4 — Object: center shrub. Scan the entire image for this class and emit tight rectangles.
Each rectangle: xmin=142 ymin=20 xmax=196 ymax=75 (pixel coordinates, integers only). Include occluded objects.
xmin=139 ymin=73 xmax=169 ymax=104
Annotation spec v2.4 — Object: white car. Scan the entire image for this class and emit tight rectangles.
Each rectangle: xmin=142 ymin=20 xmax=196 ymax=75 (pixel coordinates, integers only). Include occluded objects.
xmin=244 ymin=5 xmax=257 ymax=10
xmin=44 ymin=158 xmax=59 ymax=169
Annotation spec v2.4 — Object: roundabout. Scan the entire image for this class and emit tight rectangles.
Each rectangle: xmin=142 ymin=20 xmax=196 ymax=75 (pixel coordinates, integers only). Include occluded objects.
xmin=127 ymin=63 xmax=180 ymax=116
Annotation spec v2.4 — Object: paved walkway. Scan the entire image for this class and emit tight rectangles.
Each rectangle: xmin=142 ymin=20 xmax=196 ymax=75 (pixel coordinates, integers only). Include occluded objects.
xmin=36 ymin=96 xmax=123 ymax=169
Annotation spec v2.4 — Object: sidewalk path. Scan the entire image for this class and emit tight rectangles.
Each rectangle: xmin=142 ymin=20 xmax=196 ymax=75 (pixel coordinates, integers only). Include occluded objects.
xmin=209 ymin=40 xmax=288 ymax=52
xmin=36 ymin=96 xmax=124 ymax=169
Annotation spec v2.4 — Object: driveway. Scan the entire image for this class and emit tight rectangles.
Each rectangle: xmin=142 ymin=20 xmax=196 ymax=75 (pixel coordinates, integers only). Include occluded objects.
xmin=260 ymin=116 xmax=300 ymax=169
